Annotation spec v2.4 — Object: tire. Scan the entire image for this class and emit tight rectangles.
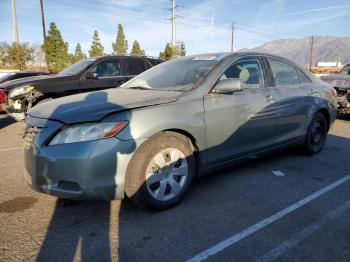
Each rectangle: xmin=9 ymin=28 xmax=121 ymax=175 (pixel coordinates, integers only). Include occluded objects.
xmin=302 ymin=112 xmax=328 ymax=155
xmin=125 ymin=132 xmax=196 ymax=211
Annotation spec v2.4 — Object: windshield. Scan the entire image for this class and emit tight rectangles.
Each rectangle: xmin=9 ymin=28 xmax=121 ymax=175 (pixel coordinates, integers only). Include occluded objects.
xmin=340 ymin=65 xmax=350 ymax=75
xmin=121 ymin=55 xmax=224 ymax=90
xmin=58 ymin=58 xmax=96 ymax=76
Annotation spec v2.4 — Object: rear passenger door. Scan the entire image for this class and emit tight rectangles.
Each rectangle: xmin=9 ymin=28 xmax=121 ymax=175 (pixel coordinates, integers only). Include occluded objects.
xmin=266 ymin=57 xmax=312 ymax=143
xmin=122 ymin=57 xmax=149 ymax=81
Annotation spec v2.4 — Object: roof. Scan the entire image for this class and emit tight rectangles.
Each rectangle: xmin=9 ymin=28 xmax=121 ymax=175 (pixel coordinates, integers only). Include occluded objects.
xmin=90 ymin=54 xmax=164 ymax=61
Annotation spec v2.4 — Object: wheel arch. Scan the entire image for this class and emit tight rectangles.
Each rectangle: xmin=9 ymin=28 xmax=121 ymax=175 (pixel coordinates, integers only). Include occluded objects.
xmin=316 ymin=108 xmax=330 ymax=131
xmin=162 ymin=128 xmax=199 ymax=152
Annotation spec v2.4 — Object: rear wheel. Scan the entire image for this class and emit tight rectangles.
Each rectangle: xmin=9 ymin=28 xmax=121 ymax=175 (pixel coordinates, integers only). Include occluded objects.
xmin=302 ymin=112 xmax=328 ymax=155
xmin=125 ymin=132 xmax=196 ymax=211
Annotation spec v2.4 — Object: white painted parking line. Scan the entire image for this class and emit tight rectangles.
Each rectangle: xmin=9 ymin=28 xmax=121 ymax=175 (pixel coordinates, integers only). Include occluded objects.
xmin=0 ymin=146 xmax=22 ymax=152
xmin=185 ymin=174 xmax=350 ymax=262
xmin=272 ymin=170 xmax=286 ymax=177
xmin=256 ymin=198 xmax=350 ymax=262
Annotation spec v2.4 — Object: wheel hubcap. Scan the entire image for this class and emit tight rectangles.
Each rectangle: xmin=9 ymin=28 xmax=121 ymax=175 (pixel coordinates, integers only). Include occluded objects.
xmin=310 ymin=121 xmax=323 ymax=145
xmin=146 ymin=148 xmax=188 ymax=201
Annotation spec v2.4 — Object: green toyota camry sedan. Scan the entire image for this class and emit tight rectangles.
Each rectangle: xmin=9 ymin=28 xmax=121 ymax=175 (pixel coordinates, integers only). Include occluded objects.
xmin=24 ymin=52 xmax=337 ymax=210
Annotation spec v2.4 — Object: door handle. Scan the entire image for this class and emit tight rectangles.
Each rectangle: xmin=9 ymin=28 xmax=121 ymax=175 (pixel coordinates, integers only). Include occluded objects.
xmin=265 ymin=95 xmax=275 ymax=102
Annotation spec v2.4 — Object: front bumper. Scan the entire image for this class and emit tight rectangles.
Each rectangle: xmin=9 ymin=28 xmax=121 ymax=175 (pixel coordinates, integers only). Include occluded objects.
xmin=3 ymin=97 xmax=26 ymax=120
xmin=24 ymin=116 xmax=144 ymax=200
xmin=334 ymin=87 xmax=350 ymax=113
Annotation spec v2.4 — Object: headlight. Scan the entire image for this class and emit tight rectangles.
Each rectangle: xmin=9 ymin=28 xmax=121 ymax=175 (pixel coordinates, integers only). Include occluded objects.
xmin=8 ymin=85 xmax=35 ymax=98
xmin=49 ymin=121 xmax=128 ymax=146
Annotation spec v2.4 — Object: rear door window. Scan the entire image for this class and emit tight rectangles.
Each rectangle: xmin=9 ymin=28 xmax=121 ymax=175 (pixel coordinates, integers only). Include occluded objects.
xmin=220 ymin=58 xmax=265 ymax=89
xmin=123 ymin=58 xmax=147 ymax=76
xmin=268 ymin=59 xmax=299 ymax=86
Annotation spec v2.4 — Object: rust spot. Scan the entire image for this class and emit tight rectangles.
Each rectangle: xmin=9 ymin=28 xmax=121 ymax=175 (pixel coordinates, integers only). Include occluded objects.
xmin=0 ymin=196 xmax=38 ymax=213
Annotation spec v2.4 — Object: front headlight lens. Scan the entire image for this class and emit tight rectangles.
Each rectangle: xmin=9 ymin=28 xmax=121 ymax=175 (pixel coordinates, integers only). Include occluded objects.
xmin=49 ymin=121 xmax=128 ymax=146
xmin=8 ymin=85 xmax=34 ymax=98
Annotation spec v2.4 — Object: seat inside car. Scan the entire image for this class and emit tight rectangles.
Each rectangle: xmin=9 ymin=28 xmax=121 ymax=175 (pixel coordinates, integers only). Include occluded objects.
xmin=239 ymin=67 xmax=262 ymax=88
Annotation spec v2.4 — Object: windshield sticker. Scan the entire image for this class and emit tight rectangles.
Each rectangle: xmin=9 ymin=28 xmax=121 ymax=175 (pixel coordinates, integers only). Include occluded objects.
xmin=192 ymin=54 xmax=227 ymax=61
xmin=192 ymin=55 xmax=217 ymax=61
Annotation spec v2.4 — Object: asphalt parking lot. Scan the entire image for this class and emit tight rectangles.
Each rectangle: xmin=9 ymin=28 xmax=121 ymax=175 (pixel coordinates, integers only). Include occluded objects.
xmin=0 ymin=114 xmax=350 ymax=262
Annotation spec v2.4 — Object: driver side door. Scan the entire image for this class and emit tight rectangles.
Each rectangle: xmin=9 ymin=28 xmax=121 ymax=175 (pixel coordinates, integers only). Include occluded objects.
xmin=204 ymin=56 xmax=278 ymax=166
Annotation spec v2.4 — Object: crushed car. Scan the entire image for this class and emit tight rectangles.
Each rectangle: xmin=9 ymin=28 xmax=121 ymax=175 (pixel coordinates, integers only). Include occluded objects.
xmin=0 ymin=71 xmax=50 ymax=113
xmin=0 ymin=55 xmax=163 ymax=120
xmin=321 ymin=64 xmax=350 ymax=115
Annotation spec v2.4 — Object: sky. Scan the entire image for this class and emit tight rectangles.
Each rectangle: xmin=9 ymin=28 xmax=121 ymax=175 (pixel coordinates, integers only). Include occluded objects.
xmin=0 ymin=0 xmax=350 ymax=57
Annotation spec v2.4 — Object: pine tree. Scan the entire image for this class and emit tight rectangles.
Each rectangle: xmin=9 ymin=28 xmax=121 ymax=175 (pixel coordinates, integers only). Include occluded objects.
xmin=112 ymin=24 xmax=128 ymax=54
xmin=130 ymin=40 xmax=145 ymax=55
xmin=89 ymin=30 xmax=104 ymax=57
xmin=7 ymin=43 xmax=34 ymax=70
xmin=72 ymin=43 xmax=86 ymax=63
xmin=43 ymin=22 xmax=69 ymax=73
xmin=179 ymin=42 xmax=186 ymax=57
xmin=159 ymin=43 xmax=174 ymax=61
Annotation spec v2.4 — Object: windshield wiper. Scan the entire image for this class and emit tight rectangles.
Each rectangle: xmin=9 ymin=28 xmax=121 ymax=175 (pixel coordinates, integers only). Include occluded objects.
xmin=127 ymin=86 xmax=151 ymax=90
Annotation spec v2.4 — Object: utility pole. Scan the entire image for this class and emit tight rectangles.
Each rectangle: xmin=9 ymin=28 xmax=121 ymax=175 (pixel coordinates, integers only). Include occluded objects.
xmin=309 ymin=35 xmax=314 ymax=71
xmin=171 ymin=0 xmax=176 ymax=48
xmin=39 ymin=0 xmax=46 ymax=41
xmin=11 ymin=0 xmax=19 ymax=45
xmin=230 ymin=22 xmax=235 ymax=52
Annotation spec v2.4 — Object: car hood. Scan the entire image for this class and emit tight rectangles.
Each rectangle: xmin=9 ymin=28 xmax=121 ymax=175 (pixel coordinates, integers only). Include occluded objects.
xmin=28 ymin=88 xmax=183 ymax=124
xmin=0 ymin=74 xmax=63 ymax=90
xmin=320 ymin=74 xmax=350 ymax=88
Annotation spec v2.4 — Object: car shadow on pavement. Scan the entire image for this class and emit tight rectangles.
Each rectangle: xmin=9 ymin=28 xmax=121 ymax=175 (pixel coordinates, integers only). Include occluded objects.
xmin=36 ymin=200 xmax=112 ymax=261
xmin=116 ymin=133 xmax=350 ymax=262
xmin=0 ymin=115 xmax=16 ymax=129
xmin=337 ymin=113 xmax=350 ymax=121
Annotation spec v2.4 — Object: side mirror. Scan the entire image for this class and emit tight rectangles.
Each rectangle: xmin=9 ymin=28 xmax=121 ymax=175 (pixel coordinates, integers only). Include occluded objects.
xmin=214 ymin=79 xmax=243 ymax=94
xmin=85 ymin=72 xmax=99 ymax=80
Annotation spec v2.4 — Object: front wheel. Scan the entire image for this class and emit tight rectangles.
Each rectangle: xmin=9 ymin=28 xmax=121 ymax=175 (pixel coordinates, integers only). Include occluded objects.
xmin=125 ymin=132 xmax=196 ymax=211
xmin=302 ymin=112 xmax=328 ymax=155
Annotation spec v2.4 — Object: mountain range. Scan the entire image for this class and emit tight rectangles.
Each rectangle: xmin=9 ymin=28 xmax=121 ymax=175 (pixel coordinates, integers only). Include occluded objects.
xmin=240 ymin=36 xmax=350 ymax=67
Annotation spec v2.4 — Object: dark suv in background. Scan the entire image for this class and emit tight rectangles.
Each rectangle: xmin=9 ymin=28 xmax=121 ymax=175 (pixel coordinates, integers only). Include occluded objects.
xmin=0 ymin=55 xmax=164 ymax=120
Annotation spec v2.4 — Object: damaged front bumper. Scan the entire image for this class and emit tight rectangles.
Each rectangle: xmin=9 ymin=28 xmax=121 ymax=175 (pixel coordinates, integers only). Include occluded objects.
xmin=3 ymin=97 xmax=26 ymax=121
xmin=4 ymin=89 xmax=44 ymax=121
xmin=335 ymin=87 xmax=350 ymax=114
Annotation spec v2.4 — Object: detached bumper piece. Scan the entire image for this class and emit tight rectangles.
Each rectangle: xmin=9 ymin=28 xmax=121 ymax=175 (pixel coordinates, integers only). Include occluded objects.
xmin=4 ymin=98 xmax=26 ymax=121
xmin=335 ymin=87 xmax=350 ymax=114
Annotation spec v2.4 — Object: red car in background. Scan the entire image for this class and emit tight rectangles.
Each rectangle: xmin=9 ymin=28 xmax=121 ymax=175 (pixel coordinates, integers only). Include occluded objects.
xmin=0 ymin=71 xmax=49 ymax=113
xmin=0 ymin=89 xmax=6 ymax=113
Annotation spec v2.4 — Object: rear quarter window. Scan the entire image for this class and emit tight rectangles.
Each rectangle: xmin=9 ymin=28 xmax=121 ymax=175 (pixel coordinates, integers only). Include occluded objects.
xmin=123 ymin=58 xmax=147 ymax=75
